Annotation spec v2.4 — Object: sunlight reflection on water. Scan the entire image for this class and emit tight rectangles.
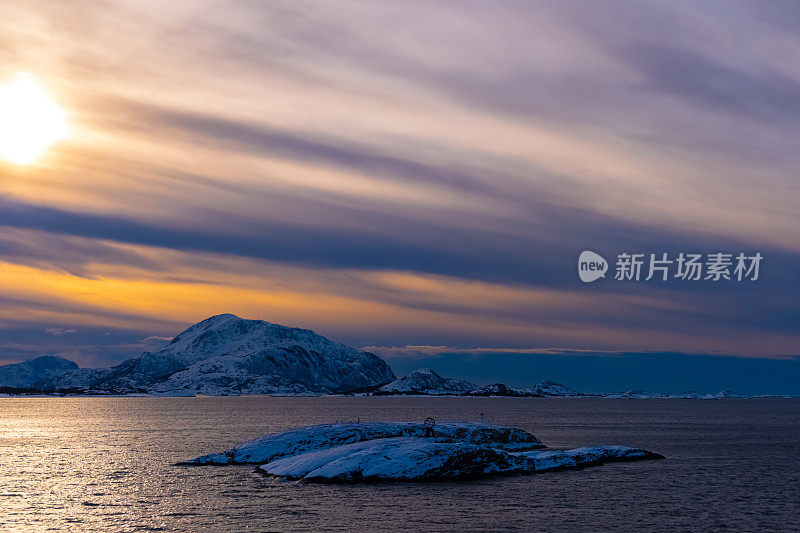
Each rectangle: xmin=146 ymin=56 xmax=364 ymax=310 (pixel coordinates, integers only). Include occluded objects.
xmin=0 ymin=397 xmax=798 ymax=531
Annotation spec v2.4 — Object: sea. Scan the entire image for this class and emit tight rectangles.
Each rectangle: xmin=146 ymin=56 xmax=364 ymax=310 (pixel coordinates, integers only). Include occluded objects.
xmin=1 ymin=396 xmax=798 ymax=532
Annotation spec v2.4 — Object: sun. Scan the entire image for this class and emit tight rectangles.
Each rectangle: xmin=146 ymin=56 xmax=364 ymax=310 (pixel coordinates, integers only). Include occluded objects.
xmin=0 ymin=73 xmax=70 ymax=165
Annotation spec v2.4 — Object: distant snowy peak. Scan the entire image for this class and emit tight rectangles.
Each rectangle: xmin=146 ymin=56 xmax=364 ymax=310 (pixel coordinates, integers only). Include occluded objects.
xmin=0 ymin=356 xmax=78 ymax=389
xmin=377 ymin=368 xmax=477 ymax=395
xmin=466 ymin=380 xmax=582 ymax=397
xmin=378 ymin=370 xmax=586 ymax=397
xmin=528 ymin=380 xmax=581 ymax=397
xmin=465 ymin=383 xmax=531 ymax=397
xmin=713 ymin=390 xmax=745 ymax=399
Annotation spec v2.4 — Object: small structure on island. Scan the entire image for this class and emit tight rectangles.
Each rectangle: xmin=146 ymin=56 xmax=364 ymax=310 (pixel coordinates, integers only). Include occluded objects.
xmin=423 ymin=417 xmax=436 ymax=437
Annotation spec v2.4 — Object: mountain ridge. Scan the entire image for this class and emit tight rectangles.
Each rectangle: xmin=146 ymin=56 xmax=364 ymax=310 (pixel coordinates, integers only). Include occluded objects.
xmin=0 ymin=355 xmax=78 ymax=389
xmin=2 ymin=314 xmax=396 ymax=395
xmin=376 ymin=368 xmax=477 ymax=395
xmin=0 ymin=317 xmax=783 ymax=398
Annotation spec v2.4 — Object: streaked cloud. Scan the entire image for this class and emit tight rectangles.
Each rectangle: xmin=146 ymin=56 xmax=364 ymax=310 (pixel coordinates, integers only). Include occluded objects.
xmin=0 ymin=0 xmax=797 ymax=379
xmin=44 ymin=327 xmax=76 ymax=336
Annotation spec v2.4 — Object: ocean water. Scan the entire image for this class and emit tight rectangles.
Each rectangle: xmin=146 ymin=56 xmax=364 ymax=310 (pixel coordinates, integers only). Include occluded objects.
xmin=0 ymin=397 xmax=798 ymax=532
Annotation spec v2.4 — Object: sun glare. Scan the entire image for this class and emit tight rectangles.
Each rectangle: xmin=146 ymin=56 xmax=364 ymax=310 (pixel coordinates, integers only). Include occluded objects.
xmin=0 ymin=73 xmax=70 ymax=165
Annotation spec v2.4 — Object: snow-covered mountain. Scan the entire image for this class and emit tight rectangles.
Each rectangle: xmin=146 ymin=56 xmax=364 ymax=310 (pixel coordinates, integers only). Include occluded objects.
xmin=0 ymin=356 xmax=78 ymax=389
xmin=0 ymin=325 xmax=768 ymax=398
xmin=527 ymin=380 xmax=582 ymax=396
xmin=52 ymin=314 xmax=396 ymax=394
xmin=377 ymin=368 xmax=477 ymax=395
xmin=465 ymin=383 xmax=530 ymax=397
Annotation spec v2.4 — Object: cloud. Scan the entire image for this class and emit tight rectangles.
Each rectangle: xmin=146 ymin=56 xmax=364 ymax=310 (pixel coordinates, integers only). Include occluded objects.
xmin=139 ymin=335 xmax=173 ymax=344
xmin=364 ymin=345 xmax=648 ymax=359
xmin=118 ymin=101 xmax=506 ymax=199
xmin=3 ymin=184 xmax=799 ymax=295
xmin=623 ymin=43 xmax=800 ymax=126
xmin=44 ymin=327 xmax=76 ymax=335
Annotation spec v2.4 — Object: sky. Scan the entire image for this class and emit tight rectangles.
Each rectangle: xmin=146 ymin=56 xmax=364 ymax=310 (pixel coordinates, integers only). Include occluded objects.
xmin=0 ymin=1 xmax=798 ymax=393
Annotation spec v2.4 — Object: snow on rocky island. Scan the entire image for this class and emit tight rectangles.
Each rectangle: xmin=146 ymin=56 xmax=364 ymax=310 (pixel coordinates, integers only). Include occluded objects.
xmin=182 ymin=421 xmax=542 ymax=465
xmin=181 ymin=422 xmax=663 ymax=483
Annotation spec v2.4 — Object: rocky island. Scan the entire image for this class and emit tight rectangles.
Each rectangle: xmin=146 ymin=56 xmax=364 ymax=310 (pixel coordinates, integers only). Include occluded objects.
xmin=180 ymin=421 xmax=663 ymax=483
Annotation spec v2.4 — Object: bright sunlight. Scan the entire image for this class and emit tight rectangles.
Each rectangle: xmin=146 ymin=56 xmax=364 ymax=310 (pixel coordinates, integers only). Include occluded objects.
xmin=0 ymin=72 xmax=70 ymax=165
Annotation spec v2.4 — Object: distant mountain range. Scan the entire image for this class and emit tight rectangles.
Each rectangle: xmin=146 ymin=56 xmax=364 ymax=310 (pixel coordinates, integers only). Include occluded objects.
xmin=0 ymin=314 xmax=395 ymax=395
xmin=372 ymin=368 xmax=582 ymax=397
xmin=372 ymin=368 xmax=752 ymax=398
xmin=0 ymin=314 xmax=785 ymax=398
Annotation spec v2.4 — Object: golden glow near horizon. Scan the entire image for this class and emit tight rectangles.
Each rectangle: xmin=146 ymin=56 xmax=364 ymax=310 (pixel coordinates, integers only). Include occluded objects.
xmin=0 ymin=73 xmax=70 ymax=165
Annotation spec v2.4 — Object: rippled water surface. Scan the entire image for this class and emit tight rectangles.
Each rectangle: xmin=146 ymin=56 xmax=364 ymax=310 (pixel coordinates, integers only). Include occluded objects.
xmin=1 ymin=397 xmax=798 ymax=532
